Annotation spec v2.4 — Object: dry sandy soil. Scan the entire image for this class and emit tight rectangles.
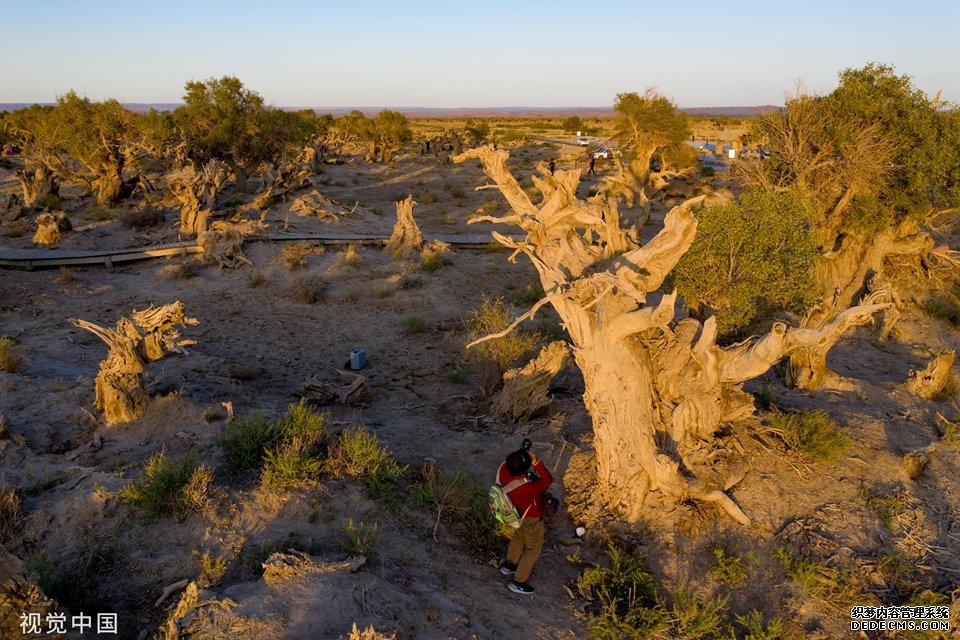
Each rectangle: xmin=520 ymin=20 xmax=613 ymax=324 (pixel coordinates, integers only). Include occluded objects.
xmin=1 ymin=134 xmax=960 ymax=640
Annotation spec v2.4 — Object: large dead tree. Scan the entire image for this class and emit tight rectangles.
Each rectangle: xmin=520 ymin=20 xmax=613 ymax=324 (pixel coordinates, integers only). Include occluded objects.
xmin=70 ymin=302 xmax=197 ymax=425
xmin=170 ymin=160 xmax=229 ymax=236
xmin=454 ymin=146 xmax=888 ymax=524
xmin=15 ymin=164 xmax=59 ymax=208
xmin=384 ymin=195 xmax=423 ymax=257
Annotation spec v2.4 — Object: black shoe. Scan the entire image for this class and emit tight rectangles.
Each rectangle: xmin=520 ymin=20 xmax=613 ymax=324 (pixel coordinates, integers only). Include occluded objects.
xmin=499 ymin=561 xmax=517 ymax=576
xmin=508 ymin=580 xmax=535 ymax=594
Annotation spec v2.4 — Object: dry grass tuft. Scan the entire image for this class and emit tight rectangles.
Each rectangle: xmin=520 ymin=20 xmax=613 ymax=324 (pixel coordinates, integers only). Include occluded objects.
xmin=281 ymin=241 xmax=324 ymax=270
xmin=0 ymin=484 xmax=22 ymax=542
xmin=0 ymin=337 xmax=25 ymax=373
xmin=289 ymin=276 xmax=327 ymax=304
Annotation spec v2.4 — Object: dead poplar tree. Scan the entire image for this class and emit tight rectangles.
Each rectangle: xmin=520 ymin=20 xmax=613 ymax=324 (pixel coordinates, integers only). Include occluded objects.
xmin=454 ymin=146 xmax=888 ymax=524
xmin=170 ymin=160 xmax=228 ymax=236
xmin=384 ymin=195 xmax=423 ymax=257
xmin=70 ymin=302 xmax=197 ymax=425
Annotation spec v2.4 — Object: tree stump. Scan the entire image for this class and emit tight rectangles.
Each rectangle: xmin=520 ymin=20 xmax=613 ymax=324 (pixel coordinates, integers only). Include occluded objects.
xmin=32 ymin=211 xmax=71 ymax=245
xmin=492 ymin=341 xmax=570 ymax=422
xmin=0 ymin=546 xmax=54 ymax=638
xmin=71 ymin=302 xmax=198 ymax=425
xmin=171 ymin=160 xmax=228 ymax=236
xmin=0 ymin=194 xmax=23 ymax=223
xmin=384 ymin=195 xmax=422 ymax=257
xmin=903 ymin=350 xmax=955 ymax=399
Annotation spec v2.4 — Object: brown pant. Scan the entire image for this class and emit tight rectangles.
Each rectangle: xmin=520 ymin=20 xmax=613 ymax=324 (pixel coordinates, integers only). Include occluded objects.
xmin=506 ymin=517 xmax=544 ymax=583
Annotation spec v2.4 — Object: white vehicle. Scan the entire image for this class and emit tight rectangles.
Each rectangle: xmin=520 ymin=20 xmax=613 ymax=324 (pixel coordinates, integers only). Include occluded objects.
xmin=576 ymin=136 xmax=590 ymax=146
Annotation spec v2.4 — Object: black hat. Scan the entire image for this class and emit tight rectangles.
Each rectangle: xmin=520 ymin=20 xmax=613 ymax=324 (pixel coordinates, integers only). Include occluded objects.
xmin=505 ymin=449 xmax=532 ymax=476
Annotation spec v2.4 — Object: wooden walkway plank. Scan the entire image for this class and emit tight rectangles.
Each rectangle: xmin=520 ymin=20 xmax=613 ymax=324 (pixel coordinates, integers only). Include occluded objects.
xmin=0 ymin=232 xmax=523 ymax=270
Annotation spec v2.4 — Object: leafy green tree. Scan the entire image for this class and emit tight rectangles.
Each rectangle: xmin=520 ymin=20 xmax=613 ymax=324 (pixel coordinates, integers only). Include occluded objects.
xmin=742 ymin=63 xmax=960 ymax=388
xmin=369 ymin=109 xmax=412 ymax=162
xmin=672 ymin=190 xmax=819 ymax=335
xmin=173 ymin=76 xmax=284 ymax=192
xmin=465 ymin=119 xmax=491 ymax=146
xmin=614 ymin=89 xmax=690 ymax=185
xmin=5 ymin=94 xmax=139 ymax=206
xmin=561 ymin=115 xmax=583 ymax=133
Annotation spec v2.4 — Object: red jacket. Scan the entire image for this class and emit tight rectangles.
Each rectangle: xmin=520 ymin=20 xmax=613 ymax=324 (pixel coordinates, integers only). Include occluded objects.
xmin=498 ymin=460 xmax=553 ymax=519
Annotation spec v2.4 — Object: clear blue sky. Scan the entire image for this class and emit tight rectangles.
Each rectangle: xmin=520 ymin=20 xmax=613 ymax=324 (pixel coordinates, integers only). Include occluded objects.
xmin=2 ymin=0 xmax=957 ymax=107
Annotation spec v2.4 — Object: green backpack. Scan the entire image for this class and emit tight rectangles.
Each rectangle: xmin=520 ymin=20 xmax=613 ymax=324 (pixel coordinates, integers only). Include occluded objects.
xmin=488 ymin=465 xmax=531 ymax=529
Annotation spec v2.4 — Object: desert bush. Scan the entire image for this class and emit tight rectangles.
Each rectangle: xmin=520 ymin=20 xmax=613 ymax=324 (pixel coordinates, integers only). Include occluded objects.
xmin=0 ymin=337 xmax=25 ymax=372
xmin=119 ymin=452 xmax=212 ymax=521
xmin=281 ymin=241 xmax=323 ymax=270
xmin=325 ymin=426 xmax=404 ymax=490
xmin=466 ymin=296 xmax=540 ymax=369
xmin=80 ymin=208 xmax=115 ymax=222
xmin=0 ymin=484 xmax=22 ymax=542
xmin=122 ymin=206 xmax=165 ymax=230
xmin=418 ymin=191 xmax=438 ymax=204
xmin=290 ymin=275 xmax=327 ymax=303
xmin=735 ymin=610 xmax=784 ymax=640
xmin=420 ymin=251 xmax=453 ymax=272
xmin=193 ymin=549 xmax=229 ymax=587
xmin=579 ymin=545 xmax=668 ymax=639
xmin=772 ymin=545 xmax=863 ymax=606
xmin=411 ymin=470 xmax=476 ymax=540
xmin=580 ymin=544 xmax=734 ymax=639
xmin=444 ymin=184 xmax=465 ymax=199
xmin=341 ymin=519 xmax=379 ymax=556
xmin=0 ymin=412 xmax=7 ymax=438
xmin=399 ymin=274 xmax=424 ymax=289
xmin=160 ymin=258 xmax=204 ymax=280
xmin=245 ymin=270 xmax=267 ymax=288
xmin=220 ymin=413 xmax=282 ymax=471
xmin=446 ymin=366 xmax=470 ymax=384
xmin=860 ymin=484 xmax=909 ymax=529
xmin=55 ymin=266 xmax=76 ymax=284
xmin=36 ymin=193 xmax=62 ymax=210
xmin=261 ymin=445 xmax=322 ymax=491
xmin=512 ymin=282 xmax=544 ymax=306
xmin=769 ymin=410 xmax=848 ymax=463
xmin=924 ymin=297 xmax=960 ymax=326
xmin=347 ymin=623 xmax=396 ymax=640
xmin=399 ymin=315 xmax=428 ymax=334
xmin=338 ymin=245 xmax=362 ymax=268
xmin=707 ymin=544 xmax=752 ymax=586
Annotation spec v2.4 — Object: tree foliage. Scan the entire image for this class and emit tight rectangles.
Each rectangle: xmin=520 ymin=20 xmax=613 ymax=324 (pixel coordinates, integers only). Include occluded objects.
xmin=172 ymin=76 xmax=316 ymax=191
xmin=672 ymin=190 xmax=819 ymax=335
xmin=4 ymin=94 xmax=140 ymax=205
xmin=561 ymin=115 xmax=583 ymax=133
xmin=614 ymin=89 xmax=690 ymax=173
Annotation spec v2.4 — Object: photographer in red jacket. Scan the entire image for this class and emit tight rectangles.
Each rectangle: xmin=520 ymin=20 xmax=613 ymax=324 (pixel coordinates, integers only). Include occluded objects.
xmin=498 ymin=442 xmax=554 ymax=594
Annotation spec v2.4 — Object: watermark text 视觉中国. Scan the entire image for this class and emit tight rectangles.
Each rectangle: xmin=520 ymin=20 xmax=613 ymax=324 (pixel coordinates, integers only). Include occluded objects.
xmin=20 ymin=612 xmax=118 ymax=635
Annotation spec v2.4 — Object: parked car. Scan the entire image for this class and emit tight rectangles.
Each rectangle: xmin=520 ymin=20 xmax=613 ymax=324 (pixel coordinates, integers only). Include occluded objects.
xmin=591 ymin=147 xmax=610 ymax=159
xmin=576 ymin=136 xmax=590 ymax=146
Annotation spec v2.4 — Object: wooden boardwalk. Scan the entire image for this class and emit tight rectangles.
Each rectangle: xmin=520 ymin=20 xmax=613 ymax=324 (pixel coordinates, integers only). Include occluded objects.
xmin=0 ymin=232 xmax=517 ymax=269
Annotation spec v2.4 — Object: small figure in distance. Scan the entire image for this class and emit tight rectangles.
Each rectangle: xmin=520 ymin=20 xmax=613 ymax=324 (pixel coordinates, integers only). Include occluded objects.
xmin=497 ymin=442 xmax=554 ymax=595
xmin=549 ymin=159 xmax=556 ymax=176
xmin=588 ymin=155 xmax=596 ymax=176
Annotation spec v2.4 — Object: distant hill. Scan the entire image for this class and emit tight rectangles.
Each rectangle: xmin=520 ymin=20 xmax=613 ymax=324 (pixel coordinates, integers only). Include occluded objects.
xmin=0 ymin=103 xmax=781 ymax=118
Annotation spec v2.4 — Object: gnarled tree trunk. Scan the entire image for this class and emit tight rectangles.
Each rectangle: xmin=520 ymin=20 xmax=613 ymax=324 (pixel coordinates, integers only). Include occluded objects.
xmin=16 ymin=165 xmax=58 ymax=208
xmin=492 ymin=340 xmax=570 ymax=422
xmin=171 ymin=160 xmax=228 ymax=236
xmin=455 ymin=145 xmax=888 ymax=524
xmin=384 ymin=195 xmax=423 ymax=257
xmin=787 ymin=221 xmax=935 ymax=389
xmin=70 ymin=302 xmax=198 ymax=425
xmin=32 ymin=212 xmax=72 ymax=245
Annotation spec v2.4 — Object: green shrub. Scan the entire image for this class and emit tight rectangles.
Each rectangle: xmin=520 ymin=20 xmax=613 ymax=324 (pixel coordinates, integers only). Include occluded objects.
xmin=119 ymin=452 xmax=212 ymax=521
xmin=707 ymin=545 xmax=751 ymax=586
xmin=579 ymin=545 xmax=667 ymax=640
xmin=245 ymin=271 xmax=267 ymax=288
xmin=466 ymin=296 xmax=540 ymax=369
xmin=261 ymin=445 xmax=322 ymax=491
xmin=341 ymin=519 xmax=379 ymax=556
xmin=735 ymin=610 xmax=784 ymax=640
xmin=772 ymin=545 xmax=863 ymax=606
xmin=399 ymin=315 xmax=428 ymax=334
xmin=769 ymin=410 xmax=848 ymax=463
xmin=512 ymin=283 xmax=544 ymax=306
xmin=446 ymin=366 xmax=470 ymax=384
xmin=326 ymin=426 xmax=405 ymax=489
xmin=924 ymin=298 xmax=960 ymax=326
xmin=421 ymin=251 xmax=453 ymax=272
xmin=219 ymin=413 xmax=282 ymax=472
xmin=0 ymin=337 xmax=25 ymax=373
xmin=668 ymin=586 xmax=731 ymax=639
